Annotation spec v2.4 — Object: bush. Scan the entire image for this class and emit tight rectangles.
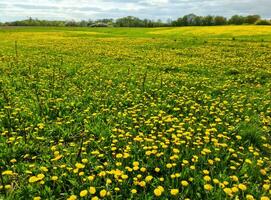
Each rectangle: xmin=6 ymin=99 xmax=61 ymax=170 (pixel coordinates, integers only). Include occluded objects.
xmin=255 ymin=20 xmax=271 ymax=25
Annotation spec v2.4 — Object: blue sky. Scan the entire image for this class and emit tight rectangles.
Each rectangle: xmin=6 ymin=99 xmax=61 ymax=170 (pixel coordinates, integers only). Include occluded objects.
xmin=0 ymin=0 xmax=270 ymax=22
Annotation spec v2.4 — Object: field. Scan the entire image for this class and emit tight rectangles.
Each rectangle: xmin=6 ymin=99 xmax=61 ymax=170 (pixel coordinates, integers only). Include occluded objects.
xmin=0 ymin=26 xmax=271 ymax=200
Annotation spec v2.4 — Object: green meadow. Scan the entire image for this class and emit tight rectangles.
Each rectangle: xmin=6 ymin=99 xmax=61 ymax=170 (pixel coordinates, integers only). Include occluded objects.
xmin=0 ymin=26 xmax=271 ymax=200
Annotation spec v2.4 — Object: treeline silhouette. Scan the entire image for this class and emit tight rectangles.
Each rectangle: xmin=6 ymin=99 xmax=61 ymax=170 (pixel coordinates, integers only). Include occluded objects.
xmin=1 ymin=14 xmax=270 ymax=27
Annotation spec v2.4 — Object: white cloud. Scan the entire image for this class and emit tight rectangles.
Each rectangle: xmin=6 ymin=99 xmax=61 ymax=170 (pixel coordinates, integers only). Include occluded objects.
xmin=0 ymin=0 xmax=270 ymax=22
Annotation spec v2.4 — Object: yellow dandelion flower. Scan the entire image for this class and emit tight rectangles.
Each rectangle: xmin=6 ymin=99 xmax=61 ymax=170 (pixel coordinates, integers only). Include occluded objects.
xmin=80 ymin=190 xmax=88 ymax=197
xmin=154 ymin=188 xmax=163 ymax=196
xmin=88 ymin=175 xmax=95 ymax=181
xmin=204 ymin=184 xmax=213 ymax=191
xmin=140 ymin=167 xmax=146 ymax=172
xmin=40 ymin=167 xmax=48 ymax=172
xmin=5 ymin=185 xmax=12 ymax=190
xmin=204 ymin=176 xmax=211 ymax=182
xmin=170 ymin=189 xmax=179 ymax=196
xmin=89 ymin=187 xmax=96 ymax=194
xmin=232 ymin=187 xmax=239 ymax=193
xmin=100 ymin=189 xmax=107 ymax=197
xmin=121 ymin=174 xmax=128 ymax=179
xmin=246 ymin=194 xmax=255 ymax=200
xmin=51 ymin=155 xmax=62 ymax=161
xmin=260 ymin=169 xmax=267 ymax=176
xmin=155 ymin=168 xmax=160 ymax=172
xmin=131 ymin=189 xmax=137 ymax=194
xmin=51 ymin=176 xmax=58 ymax=181
xmin=145 ymin=175 xmax=153 ymax=182
xmin=2 ymin=170 xmax=13 ymax=175
xmin=37 ymin=174 xmax=45 ymax=180
xmin=67 ymin=195 xmax=77 ymax=200
xmin=75 ymin=163 xmax=85 ymax=169
xmin=230 ymin=175 xmax=239 ymax=182
xmin=116 ymin=153 xmax=123 ymax=158
xmin=29 ymin=176 xmax=39 ymax=183
xmin=166 ymin=163 xmax=172 ymax=168
xmin=223 ymin=188 xmax=233 ymax=196
xmin=139 ymin=181 xmax=146 ymax=187
xmin=203 ymin=170 xmax=209 ymax=175
xmin=181 ymin=180 xmax=189 ymax=187
xmin=213 ymin=179 xmax=219 ymax=184
xmin=263 ymin=184 xmax=270 ymax=190
xmin=238 ymin=184 xmax=247 ymax=191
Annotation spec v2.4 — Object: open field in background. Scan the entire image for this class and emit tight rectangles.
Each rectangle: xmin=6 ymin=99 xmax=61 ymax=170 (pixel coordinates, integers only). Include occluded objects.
xmin=0 ymin=26 xmax=271 ymax=199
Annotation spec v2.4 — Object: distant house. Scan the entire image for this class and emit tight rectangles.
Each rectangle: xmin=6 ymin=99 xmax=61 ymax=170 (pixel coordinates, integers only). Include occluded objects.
xmin=90 ymin=23 xmax=109 ymax=27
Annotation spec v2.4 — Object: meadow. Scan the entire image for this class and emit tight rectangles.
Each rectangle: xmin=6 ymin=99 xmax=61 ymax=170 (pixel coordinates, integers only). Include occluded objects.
xmin=0 ymin=26 xmax=271 ymax=200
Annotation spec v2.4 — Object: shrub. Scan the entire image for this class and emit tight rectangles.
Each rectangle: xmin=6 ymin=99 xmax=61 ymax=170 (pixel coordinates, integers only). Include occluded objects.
xmin=255 ymin=20 xmax=271 ymax=25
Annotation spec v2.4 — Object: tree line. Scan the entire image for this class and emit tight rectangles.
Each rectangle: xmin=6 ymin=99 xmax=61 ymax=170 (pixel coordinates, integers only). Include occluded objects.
xmin=1 ymin=14 xmax=270 ymax=27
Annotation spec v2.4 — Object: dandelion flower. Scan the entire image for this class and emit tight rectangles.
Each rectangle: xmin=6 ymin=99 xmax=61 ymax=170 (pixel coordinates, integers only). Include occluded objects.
xmin=51 ymin=176 xmax=58 ymax=181
xmin=246 ymin=194 xmax=255 ymax=200
xmin=131 ymin=189 xmax=137 ymax=194
xmin=204 ymin=184 xmax=213 ymax=191
xmin=238 ymin=184 xmax=247 ymax=191
xmin=89 ymin=187 xmax=96 ymax=194
xmin=170 ymin=189 xmax=179 ymax=196
xmin=181 ymin=180 xmax=189 ymax=187
xmin=80 ymin=190 xmax=88 ymax=197
xmin=100 ymin=189 xmax=107 ymax=197
xmin=67 ymin=195 xmax=77 ymax=200
xmin=2 ymin=170 xmax=13 ymax=175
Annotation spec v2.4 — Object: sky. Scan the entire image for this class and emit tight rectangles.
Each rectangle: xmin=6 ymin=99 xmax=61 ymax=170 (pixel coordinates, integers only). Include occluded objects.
xmin=0 ymin=0 xmax=271 ymax=22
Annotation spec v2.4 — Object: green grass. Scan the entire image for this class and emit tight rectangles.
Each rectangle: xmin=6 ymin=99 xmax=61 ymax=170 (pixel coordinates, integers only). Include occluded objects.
xmin=0 ymin=26 xmax=271 ymax=200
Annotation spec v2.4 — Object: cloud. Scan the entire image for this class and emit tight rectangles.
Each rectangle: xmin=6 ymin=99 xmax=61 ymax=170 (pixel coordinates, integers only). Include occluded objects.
xmin=0 ymin=0 xmax=270 ymax=22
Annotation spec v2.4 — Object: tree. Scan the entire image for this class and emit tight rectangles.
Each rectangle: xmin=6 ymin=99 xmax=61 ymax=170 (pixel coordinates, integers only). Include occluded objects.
xmin=115 ymin=16 xmax=143 ymax=27
xmin=245 ymin=15 xmax=261 ymax=24
xmin=214 ymin=16 xmax=227 ymax=25
xmin=172 ymin=17 xmax=184 ymax=26
xmin=255 ymin=19 xmax=271 ymax=25
xmin=65 ymin=20 xmax=79 ymax=27
xmin=194 ymin=16 xmax=203 ymax=26
xmin=202 ymin=15 xmax=214 ymax=26
xmin=229 ymin=15 xmax=245 ymax=25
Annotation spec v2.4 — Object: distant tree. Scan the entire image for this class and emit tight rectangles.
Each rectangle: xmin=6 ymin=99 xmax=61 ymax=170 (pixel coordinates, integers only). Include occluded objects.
xmin=172 ymin=17 xmax=184 ymax=26
xmin=202 ymin=15 xmax=214 ymax=26
xmin=87 ymin=20 xmax=94 ymax=26
xmin=155 ymin=19 xmax=164 ymax=27
xmin=65 ymin=20 xmax=79 ymax=27
xmin=79 ymin=20 xmax=88 ymax=27
xmin=255 ymin=19 xmax=271 ymax=25
xmin=214 ymin=16 xmax=227 ymax=25
xmin=194 ymin=16 xmax=203 ymax=26
xmin=181 ymin=16 xmax=189 ymax=26
xmin=95 ymin=18 xmax=113 ymax=25
xmin=245 ymin=15 xmax=261 ymax=24
xmin=115 ymin=16 xmax=143 ymax=27
xmin=229 ymin=15 xmax=245 ymax=25
xmin=1 ymin=14 xmax=268 ymax=27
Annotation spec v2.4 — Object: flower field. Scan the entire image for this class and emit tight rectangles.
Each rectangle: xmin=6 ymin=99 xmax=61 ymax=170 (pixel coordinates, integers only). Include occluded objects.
xmin=0 ymin=26 xmax=271 ymax=200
